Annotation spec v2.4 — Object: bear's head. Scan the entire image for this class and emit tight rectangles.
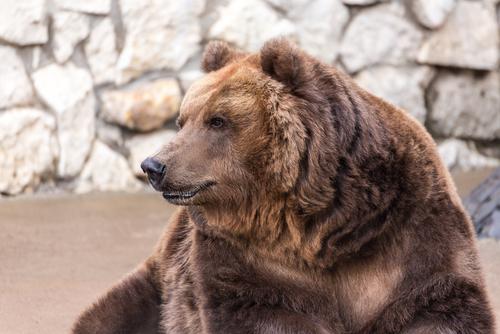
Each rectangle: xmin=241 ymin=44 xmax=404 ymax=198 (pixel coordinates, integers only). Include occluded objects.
xmin=141 ymin=38 xmax=389 ymax=238
xmin=142 ymin=38 xmax=415 ymax=259
xmin=142 ymin=39 xmax=323 ymax=210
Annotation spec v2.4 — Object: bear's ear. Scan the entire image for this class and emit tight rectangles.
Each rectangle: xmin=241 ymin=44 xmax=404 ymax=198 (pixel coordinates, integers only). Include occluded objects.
xmin=202 ymin=40 xmax=241 ymax=72
xmin=260 ymin=38 xmax=307 ymax=89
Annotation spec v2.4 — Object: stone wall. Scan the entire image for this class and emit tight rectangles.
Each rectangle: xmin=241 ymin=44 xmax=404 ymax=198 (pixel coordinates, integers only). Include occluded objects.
xmin=0 ymin=0 xmax=499 ymax=196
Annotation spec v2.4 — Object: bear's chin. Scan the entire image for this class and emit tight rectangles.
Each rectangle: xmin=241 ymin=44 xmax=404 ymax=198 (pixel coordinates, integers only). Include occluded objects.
xmin=162 ymin=191 xmax=198 ymax=205
xmin=161 ymin=181 xmax=215 ymax=206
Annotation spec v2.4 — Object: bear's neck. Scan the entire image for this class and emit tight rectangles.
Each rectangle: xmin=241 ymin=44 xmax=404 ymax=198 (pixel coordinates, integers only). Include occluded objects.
xmin=187 ymin=154 xmax=415 ymax=271
xmin=188 ymin=193 xmax=290 ymax=245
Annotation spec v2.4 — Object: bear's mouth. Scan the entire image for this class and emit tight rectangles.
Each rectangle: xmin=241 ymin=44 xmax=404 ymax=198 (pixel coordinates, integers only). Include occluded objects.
xmin=162 ymin=181 xmax=215 ymax=205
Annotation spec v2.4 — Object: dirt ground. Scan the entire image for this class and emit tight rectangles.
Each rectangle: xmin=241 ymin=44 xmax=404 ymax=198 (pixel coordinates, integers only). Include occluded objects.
xmin=0 ymin=193 xmax=173 ymax=334
xmin=1 ymin=169 xmax=499 ymax=333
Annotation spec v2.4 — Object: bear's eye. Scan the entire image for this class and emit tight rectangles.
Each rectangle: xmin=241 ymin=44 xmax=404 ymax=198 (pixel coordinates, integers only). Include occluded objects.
xmin=208 ymin=116 xmax=225 ymax=129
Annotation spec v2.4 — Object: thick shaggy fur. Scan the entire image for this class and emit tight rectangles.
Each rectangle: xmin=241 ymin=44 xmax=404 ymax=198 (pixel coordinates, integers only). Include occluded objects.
xmin=73 ymin=39 xmax=495 ymax=334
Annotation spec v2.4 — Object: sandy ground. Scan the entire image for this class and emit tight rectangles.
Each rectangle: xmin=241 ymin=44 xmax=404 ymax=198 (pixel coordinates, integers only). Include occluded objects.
xmin=0 ymin=169 xmax=499 ymax=333
xmin=0 ymin=193 xmax=174 ymax=334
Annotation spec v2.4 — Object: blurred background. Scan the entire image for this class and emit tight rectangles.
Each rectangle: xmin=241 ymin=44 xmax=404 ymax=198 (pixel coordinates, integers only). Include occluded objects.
xmin=0 ymin=0 xmax=499 ymax=333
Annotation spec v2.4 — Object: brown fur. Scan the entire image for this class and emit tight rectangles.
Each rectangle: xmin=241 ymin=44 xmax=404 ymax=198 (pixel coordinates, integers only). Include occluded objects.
xmin=73 ymin=39 xmax=495 ymax=334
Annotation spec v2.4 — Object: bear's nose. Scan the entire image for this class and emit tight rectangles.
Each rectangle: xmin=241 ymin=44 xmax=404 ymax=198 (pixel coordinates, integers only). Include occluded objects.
xmin=141 ymin=157 xmax=166 ymax=187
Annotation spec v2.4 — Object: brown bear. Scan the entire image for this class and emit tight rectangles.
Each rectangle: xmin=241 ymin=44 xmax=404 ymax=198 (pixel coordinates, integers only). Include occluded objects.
xmin=72 ymin=39 xmax=495 ymax=334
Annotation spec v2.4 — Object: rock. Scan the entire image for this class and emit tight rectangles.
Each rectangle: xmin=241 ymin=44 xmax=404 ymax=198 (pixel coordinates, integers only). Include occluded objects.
xmin=178 ymin=53 xmax=204 ymax=92
xmin=264 ymin=0 xmax=348 ymax=63
xmin=464 ymin=168 xmax=500 ymax=238
xmin=54 ymin=0 xmax=111 ymax=15
xmin=0 ymin=46 xmax=35 ymax=109
xmin=411 ymin=0 xmax=456 ymax=29
xmin=428 ymin=71 xmax=500 ymax=140
xmin=0 ymin=0 xmax=48 ymax=45
xmin=286 ymin=0 xmax=349 ymax=63
xmin=487 ymin=210 xmax=500 ymax=239
xmin=341 ymin=0 xmax=384 ymax=5
xmin=0 ymin=108 xmax=58 ymax=195
xmin=126 ymin=129 xmax=177 ymax=176
xmin=20 ymin=45 xmax=52 ymax=72
xmin=52 ymin=11 xmax=90 ymax=63
xmin=96 ymin=119 xmax=124 ymax=153
xmin=340 ymin=3 xmax=423 ymax=73
xmin=265 ymin=0 xmax=309 ymax=9
xmin=75 ymin=141 xmax=142 ymax=193
xmin=32 ymin=63 xmax=96 ymax=178
xmin=101 ymin=79 xmax=181 ymax=132
xmin=208 ymin=0 xmax=296 ymax=52
xmin=177 ymin=53 xmax=203 ymax=92
xmin=437 ymin=139 xmax=500 ymax=173
xmin=116 ymin=0 xmax=205 ymax=84
xmin=477 ymin=143 xmax=500 ymax=162
xmin=417 ymin=1 xmax=499 ymax=70
xmin=179 ymin=69 xmax=204 ymax=92
xmin=355 ymin=65 xmax=434 ymax=123
xmin=85 ymin=18 xmax=118 ymax=85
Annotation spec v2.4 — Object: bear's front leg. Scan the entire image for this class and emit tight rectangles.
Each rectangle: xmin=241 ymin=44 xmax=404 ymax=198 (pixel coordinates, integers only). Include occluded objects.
xmin=72 ymin=261 xmax=161 ymax=334
xmin=358 ymin=274 xmax=495 ymax=334
xmin=205 ymin=304 xmax=340 ymax=334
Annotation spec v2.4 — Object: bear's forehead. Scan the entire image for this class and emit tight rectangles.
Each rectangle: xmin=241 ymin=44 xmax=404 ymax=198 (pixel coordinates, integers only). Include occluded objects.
xmin=180 ymin=65 xmax=264 ymax=119
xmin=181 ymin=76 xmax=218 ymax=114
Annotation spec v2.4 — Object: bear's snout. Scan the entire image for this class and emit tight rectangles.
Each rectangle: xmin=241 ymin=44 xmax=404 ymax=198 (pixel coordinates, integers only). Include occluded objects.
xmin=141 ymin=157 xmax=166 ymax=189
